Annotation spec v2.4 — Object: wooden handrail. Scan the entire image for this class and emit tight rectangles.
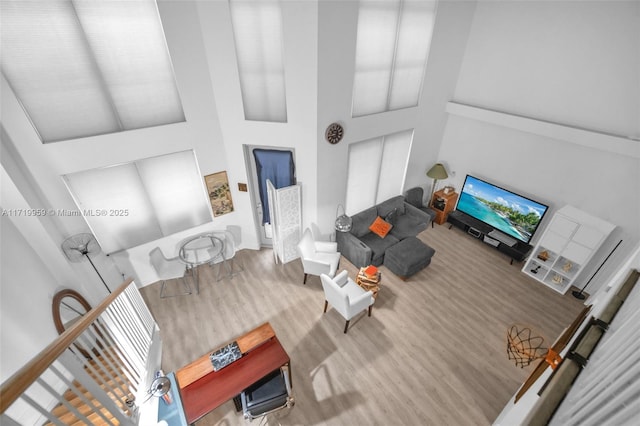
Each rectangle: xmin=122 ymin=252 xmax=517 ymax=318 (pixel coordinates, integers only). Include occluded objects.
xmin=175 ymin=322 xmax=275 ymax=389
xmin=0 ymin=279 xmax=134 ymax=414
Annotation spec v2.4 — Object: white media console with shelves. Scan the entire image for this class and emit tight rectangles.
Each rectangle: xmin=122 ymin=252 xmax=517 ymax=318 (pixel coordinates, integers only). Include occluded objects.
xmin=522 ymin=205 xmax=615 ymax=294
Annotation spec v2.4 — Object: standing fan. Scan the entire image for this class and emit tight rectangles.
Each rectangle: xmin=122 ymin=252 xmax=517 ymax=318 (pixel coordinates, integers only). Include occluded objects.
xmin=61 ymin=233 xmax=111 ymax=294
xmin=136 ymin=375 xmax=172 ymax=405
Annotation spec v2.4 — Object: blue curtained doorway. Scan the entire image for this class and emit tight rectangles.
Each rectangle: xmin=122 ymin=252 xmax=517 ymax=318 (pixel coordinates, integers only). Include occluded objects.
xmin=252 ymin=149 xmax=296 ymax=224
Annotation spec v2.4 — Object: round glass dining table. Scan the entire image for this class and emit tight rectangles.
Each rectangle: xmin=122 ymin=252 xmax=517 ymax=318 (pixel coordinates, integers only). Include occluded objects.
xmin=178 ymin=234 xmax=225 ymax=294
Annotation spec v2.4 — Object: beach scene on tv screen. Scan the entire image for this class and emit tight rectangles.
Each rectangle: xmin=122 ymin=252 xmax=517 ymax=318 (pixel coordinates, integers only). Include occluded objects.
xmin=458 ymin=176 xmax=547 ymax=243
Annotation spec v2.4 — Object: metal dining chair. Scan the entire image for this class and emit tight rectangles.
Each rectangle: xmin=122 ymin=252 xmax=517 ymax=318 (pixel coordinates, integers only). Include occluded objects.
xmin=149 ymin=247 xmax=191 ymax=298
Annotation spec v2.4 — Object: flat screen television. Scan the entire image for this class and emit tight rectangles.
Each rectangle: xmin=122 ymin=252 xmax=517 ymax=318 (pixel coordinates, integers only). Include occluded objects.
xmin=455 ymin=175 xmax=548 ymax=244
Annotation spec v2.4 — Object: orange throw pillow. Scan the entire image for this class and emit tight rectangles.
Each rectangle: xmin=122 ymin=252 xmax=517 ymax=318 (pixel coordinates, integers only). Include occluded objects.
xmin=369 ymin=216 xmax=392 ymax=238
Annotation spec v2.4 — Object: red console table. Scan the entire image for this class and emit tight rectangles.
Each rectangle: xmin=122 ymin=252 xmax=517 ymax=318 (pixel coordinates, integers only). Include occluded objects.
xmin=174 ymin=323 xmax=290 ymax=424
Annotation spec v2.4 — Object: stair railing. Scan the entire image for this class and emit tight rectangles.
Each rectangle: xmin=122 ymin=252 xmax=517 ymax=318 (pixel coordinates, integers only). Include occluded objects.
xmin=0 ymin=279 xmax=161 ymax=426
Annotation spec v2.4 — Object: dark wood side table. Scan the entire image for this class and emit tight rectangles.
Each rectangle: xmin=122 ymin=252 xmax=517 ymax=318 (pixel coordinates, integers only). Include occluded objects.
xmin=431 ymin=189 xmax=458 ymax=225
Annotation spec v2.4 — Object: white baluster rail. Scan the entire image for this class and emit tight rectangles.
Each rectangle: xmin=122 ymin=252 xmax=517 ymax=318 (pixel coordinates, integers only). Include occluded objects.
xmin=0 ymin=279 xmax=162 ymax=426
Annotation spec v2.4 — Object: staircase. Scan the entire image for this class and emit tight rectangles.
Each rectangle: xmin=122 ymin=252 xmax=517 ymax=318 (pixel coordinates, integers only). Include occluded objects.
xmin=47 ymin=354 xmax=134 ymax=426
xmin=1 ymin=280 xmax=161 ymax=426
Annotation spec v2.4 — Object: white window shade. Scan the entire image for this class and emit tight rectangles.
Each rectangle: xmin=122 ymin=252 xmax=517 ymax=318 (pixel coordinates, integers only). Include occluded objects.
xmin=64 ymin=163 xmax=162 ymax=252
xmin=351 ymin=1 xmax=399 ymax=117
xmin=0 ymin=0 xmax=184 ymax=143
xmin=376 ymin=130 xmax=413 ymax=202
xmin=389 ymin=1 xmax=436 ymax=110
xmin=229 ymin=0 xmax=287 ymax=122
xmin=346 ymin=130 xmax=413 ymax=215
xmin=136 ymin=150 xmax=211 ymax=236
xmin=345 ymin=138 xmax=383 ymax=215
xmin=63 ymin=150 xmax=211 ymax=254
xmin=73 ymin=0 xmax=185 ymax=130
xmin=352 ymin=0 xmax=438 ymax=117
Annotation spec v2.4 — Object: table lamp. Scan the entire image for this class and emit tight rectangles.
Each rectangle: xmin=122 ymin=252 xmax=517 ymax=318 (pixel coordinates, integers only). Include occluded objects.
xmin=426 ymin=163 xmax=448 ymax=204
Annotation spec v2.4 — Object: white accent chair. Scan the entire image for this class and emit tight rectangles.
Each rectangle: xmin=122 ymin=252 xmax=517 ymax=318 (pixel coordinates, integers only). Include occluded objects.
xmin=149 ymin=247 xmax=191 ymax=298
xmin=310 ymin=222 xmax=329 ymax=242
xmin=297 ymin=227 xmax=341 ymax=284
xmin=320 ymin=271 xmax=375 ymax=333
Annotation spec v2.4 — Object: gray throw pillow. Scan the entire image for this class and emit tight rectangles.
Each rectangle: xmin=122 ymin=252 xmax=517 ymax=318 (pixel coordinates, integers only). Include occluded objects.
xmin=385 ymin=208 xmax=398 ymax=226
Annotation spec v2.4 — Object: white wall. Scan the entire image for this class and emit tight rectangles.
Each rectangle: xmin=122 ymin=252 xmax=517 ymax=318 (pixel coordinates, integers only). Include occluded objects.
xmin=315 ymin=0 xmax=477 ymax=234
xmin=195 ymin=0 xmax=319 ymax=239
xmin=1 ymin=1 xmax=249 ymax=288
xmin=454 ymin=0 xmax=640 ymax=138
xmin=0 ymin=216 xmax=62 ymax=382
xmin=441 ymin=0 xmax=640 ymax=295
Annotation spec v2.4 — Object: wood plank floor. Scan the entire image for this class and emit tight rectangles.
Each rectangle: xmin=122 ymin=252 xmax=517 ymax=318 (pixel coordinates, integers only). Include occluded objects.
xmin=140 ymin=223 xmax=585 ymax=426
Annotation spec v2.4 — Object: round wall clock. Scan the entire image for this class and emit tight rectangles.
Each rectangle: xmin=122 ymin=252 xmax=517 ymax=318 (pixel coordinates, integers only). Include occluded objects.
xmin=325 ymin=122 xmax=344 ymax=144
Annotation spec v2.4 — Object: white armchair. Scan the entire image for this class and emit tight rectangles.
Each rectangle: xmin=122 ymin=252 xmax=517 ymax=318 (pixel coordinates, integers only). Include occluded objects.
xmin=297 ymin=227 xmax=340 ymax=285
xmin=320 ymin=271 xmax=375 ymax=333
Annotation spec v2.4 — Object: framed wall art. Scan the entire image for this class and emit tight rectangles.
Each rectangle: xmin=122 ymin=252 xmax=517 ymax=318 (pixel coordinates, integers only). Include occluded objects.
xmin=204 ymin=171 xmax=234 ymax=217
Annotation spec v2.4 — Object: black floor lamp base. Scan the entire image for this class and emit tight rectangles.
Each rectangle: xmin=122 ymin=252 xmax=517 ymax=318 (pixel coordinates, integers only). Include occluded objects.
xmin=571 ymin=290 xmax=587 ymax=300
xmin=571 ymin=239 xmax=623 ymax=302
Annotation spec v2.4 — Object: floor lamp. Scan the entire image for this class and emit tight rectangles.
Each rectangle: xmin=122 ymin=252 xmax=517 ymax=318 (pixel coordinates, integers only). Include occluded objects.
xmin=61 ymin=233 xmax=111 ymax=294
xmin=426 ymin=163 xmax=448 ymax=205
xmin=572 ymin=239 xmax=622 ymax=300
xmin=335 ymin=204 xmax=352 ymax=233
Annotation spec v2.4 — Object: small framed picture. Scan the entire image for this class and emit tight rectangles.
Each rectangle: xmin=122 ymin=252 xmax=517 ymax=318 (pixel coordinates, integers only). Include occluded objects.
xmin=204 ymin=171 xmax=234 ymax=217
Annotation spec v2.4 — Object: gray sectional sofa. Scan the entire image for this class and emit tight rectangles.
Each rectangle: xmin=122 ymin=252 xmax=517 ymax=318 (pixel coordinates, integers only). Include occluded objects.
xmin=336 ymin=195 xmax=432 ymax=268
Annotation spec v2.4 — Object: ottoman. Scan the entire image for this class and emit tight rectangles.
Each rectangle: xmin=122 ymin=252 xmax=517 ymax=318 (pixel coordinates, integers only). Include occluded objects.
xmin=384 ymin=237 xmax=435 ymax=280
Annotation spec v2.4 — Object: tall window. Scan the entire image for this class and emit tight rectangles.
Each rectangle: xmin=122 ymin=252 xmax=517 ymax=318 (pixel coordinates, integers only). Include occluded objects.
xmin=352 ymin=0 xmax=438 ymax=117
xmin=345 ymin=129 xmax=413 ymax=215
xmin=229 ymin=0 xmax=287 ymax=122
xmin=63 ymin=150 xmax=211 ymax=254
xmin=1 ymin=0 xmax=185 ymax=143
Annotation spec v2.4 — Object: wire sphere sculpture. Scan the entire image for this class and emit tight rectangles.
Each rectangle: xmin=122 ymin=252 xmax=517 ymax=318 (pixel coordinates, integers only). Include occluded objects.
xmin=507 ymin=325 xmax=547 ymax=368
